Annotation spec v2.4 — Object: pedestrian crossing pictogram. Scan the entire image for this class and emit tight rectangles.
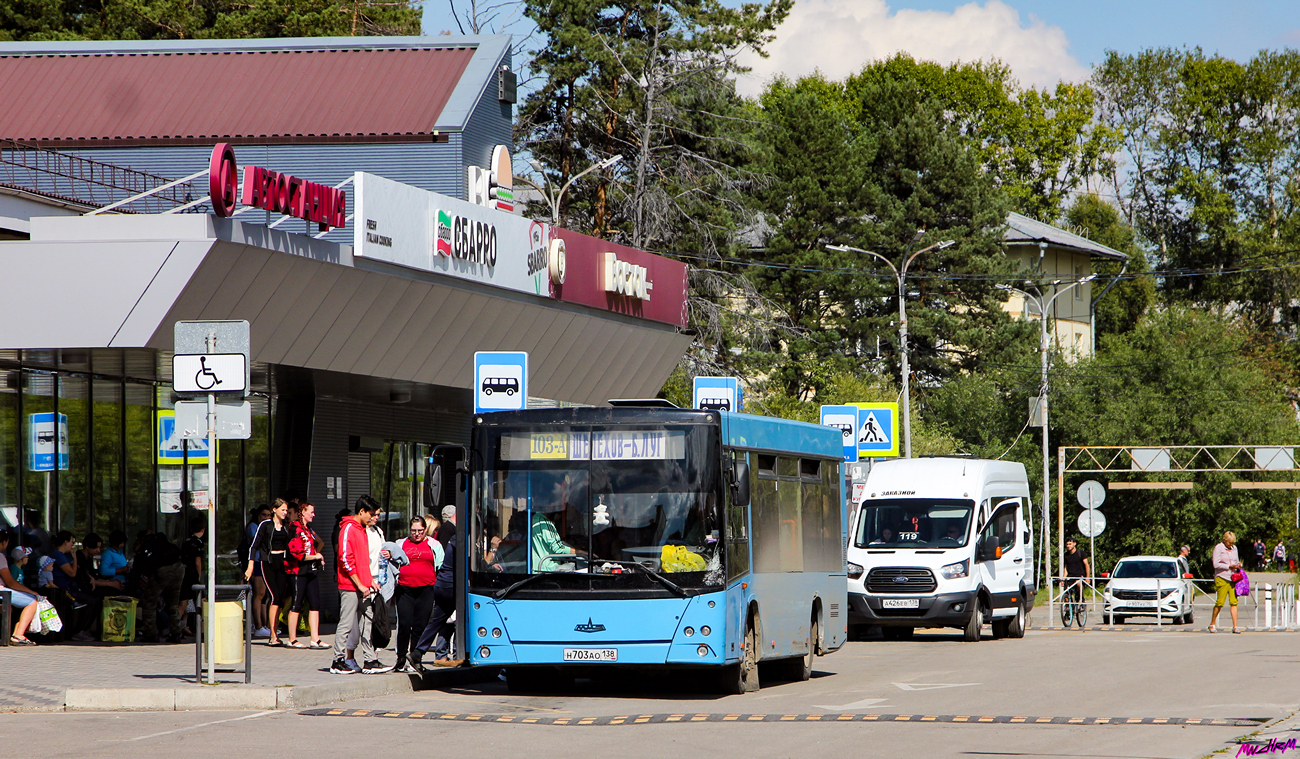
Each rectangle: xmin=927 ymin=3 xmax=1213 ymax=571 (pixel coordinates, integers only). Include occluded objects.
xmin=852 ymin=402 xmax=899 ymax=457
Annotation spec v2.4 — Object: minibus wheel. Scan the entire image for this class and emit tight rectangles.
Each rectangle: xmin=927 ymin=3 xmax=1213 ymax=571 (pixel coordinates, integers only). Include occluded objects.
xmin=963 ymin=603 xmax=983 ymax=642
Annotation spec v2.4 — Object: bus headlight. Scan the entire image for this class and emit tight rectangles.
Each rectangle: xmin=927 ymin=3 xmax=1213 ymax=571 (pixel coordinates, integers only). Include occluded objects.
xmin=701 ymin=626 xmax=711 ymax=636
xmin=848 ymin=562 xmax=864 ymax=580
xmin=492 ymin=628 xmax=502 ymax=638
xmin=684 ymin=627 xmax=695 ymax=637
xmin=477 ymin=627 xmax=487 ymax=638
xmin=697 ymin=645 xmax=709 ymax=656
xmin=940 ymin=559 xmax=969 ymax=580
xmin=479 ymin=646 xmax=491 ymax=658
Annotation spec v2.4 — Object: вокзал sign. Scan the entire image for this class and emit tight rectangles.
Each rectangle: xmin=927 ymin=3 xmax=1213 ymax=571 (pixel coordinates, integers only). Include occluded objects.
xmin=208 ymin=143 xmax=346 ymax=231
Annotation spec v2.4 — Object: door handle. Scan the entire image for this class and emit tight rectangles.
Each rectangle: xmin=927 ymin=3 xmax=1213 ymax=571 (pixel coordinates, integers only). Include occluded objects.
xmin=1013 ymin=558 xmax=1024 ymax=563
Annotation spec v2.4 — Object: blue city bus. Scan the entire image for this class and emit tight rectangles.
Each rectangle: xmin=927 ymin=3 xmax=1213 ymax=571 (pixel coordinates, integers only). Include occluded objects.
xmin=442 ymin=403 xmax=847 ymax=693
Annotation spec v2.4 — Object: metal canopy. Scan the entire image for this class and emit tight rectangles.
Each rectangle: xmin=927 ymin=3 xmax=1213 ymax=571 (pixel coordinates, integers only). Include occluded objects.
xmin=0 ymin=215 xmax=691 ymax=406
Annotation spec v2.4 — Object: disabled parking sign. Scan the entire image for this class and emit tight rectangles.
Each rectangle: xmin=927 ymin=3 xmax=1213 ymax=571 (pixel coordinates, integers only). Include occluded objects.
xmin=853 ymin=402 xmax=899 ymax=458
xmin=475 ymin=351 xmax=528 ymax=412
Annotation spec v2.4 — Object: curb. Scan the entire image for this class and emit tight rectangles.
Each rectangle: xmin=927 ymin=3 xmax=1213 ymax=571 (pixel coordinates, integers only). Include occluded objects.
xmin=54 ymin=667 xmax=493 ymax=713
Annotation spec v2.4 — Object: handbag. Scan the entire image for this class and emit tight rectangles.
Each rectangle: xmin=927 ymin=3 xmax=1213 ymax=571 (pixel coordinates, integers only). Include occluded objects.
xmin=1231 ymin=571 xmax=1243 ymax=583
xmin=36 ymin=598 xmax=63 ymax=633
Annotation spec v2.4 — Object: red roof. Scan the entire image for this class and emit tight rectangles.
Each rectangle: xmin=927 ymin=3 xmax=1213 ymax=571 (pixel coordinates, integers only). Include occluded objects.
xmin=0 ymin=47 xmax=476 ymax=145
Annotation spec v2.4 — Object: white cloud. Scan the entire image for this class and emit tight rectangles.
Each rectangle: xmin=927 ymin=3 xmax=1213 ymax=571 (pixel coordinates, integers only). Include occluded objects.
xmin=735 ymin=0 xmax=1089 ymax=98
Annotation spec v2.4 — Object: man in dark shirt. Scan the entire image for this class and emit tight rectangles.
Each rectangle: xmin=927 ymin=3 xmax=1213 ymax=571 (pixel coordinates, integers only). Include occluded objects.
xmin=134 ymin=532 xmax=185 ymax=642
xmin=1063 ymin=538 xmax=1090 ymax=580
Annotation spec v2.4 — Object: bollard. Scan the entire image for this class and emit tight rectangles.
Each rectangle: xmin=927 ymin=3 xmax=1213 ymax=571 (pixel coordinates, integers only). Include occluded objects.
xmin=1265 ymin=583 xmax=1274 ymax=630
xmin=1156 ymin=578 xmax=1162 ymax=627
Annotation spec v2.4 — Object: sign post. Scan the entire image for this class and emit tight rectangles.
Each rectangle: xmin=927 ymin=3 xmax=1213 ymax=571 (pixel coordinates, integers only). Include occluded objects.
xmin=1076 ymin=480 xmax=1107 ymax=588
xmin=175 ymin=320 xmax=250 ymax=685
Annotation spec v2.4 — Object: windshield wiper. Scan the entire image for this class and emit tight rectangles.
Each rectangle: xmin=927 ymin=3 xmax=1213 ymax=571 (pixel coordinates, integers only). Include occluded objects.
xmin=602 ymin=560 xmax=692 ymax=597
xmin=495 ymin=573 xmax=551 ymax=600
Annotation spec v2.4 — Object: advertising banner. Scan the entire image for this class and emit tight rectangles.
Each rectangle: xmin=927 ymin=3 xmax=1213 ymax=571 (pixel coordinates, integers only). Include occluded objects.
xmin=352 ymin=172 xmax=690 ymax=328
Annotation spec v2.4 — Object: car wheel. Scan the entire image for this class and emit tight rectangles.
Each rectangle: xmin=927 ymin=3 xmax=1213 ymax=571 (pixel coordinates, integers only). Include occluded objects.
xmin=1113 ymin=615 xmax=1126 ymax=625
xmin=1102 ymin=613 xmax=1112 ymax=625
xmin=1185 ymin=606 xmax=1194 ymax=624
xmin=1007 ymin=600 xmax=1027 ymax=639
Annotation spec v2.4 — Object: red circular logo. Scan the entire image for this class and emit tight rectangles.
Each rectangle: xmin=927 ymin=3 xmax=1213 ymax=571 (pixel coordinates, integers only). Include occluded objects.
xmin=209 ymin=143 xmax=237 ymax=217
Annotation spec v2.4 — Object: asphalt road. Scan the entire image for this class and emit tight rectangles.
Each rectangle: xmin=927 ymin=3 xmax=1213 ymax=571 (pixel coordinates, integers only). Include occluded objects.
xmin=7 ymin=627 xmax=1297 ymax=759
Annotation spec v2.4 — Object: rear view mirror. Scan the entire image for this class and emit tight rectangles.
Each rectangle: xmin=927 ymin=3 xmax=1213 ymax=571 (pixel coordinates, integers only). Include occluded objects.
xmin=731 ymin=460 xmax=751 ymax=507
xmin=976 ymin=535 xmax=999 ymax=562
xmin=424 ymin=460 xmax=444 ymax=512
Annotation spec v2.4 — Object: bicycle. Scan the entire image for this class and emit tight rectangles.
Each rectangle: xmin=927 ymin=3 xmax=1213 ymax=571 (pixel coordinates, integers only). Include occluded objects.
xmin=1060 ymin=578 xmax=1088 ymax=628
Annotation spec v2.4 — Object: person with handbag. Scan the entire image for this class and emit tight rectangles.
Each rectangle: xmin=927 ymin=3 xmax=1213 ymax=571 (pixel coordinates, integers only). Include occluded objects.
xmin=0 ymin=532 xmax=41 ymax=644
xmin=286 ymin=502 xmax=327 ymax=649
xmin=1210 ymin=531 xmax=1244 ymax=634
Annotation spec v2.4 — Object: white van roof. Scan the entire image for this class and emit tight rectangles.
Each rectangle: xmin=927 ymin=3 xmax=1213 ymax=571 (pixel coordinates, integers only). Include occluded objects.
xmin=864 ymin=457 xmax=1029 ymax=500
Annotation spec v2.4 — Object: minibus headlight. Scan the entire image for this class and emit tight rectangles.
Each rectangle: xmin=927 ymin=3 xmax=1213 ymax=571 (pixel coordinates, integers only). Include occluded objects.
xmin=940 ymin=559 xmax=969 ymax=580
xmin=848 ymin=562 xmax=864 ymax=580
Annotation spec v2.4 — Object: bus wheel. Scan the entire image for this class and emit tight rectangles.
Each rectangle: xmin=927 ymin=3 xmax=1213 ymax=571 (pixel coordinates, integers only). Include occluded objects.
xmin=721 ymin=619 xmax=760 ymax=694
xmin=775 ymin=616 xmax=817 ymax=682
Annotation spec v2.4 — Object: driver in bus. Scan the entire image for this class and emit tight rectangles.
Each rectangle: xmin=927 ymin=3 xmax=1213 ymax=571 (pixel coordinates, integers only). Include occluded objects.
xmin=530 ymin=512 xmax=587 ymax=572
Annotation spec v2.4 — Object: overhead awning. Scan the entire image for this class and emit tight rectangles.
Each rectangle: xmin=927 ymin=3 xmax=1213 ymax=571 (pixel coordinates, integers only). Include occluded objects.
xmin=0 ymin=214 xmax=691 ymax=405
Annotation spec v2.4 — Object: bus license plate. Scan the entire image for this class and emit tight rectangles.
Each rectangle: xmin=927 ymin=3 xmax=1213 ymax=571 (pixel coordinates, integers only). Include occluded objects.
xmin=882 ymin=599 xmax=919 ymax=609
xmin=564 ymin=648 xmax=618 ymax=662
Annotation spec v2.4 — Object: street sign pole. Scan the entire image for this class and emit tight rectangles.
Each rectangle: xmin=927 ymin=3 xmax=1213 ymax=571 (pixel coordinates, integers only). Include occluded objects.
xmin=205 ymin=331 xmax=218 ymax=686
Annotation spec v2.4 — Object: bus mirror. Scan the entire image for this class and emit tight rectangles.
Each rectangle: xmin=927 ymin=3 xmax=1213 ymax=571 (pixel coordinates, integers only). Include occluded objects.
xmin=732 ymin=461 xmax=750 ymax=507
xmin=425 ymin=460 xmax=444 ymax=511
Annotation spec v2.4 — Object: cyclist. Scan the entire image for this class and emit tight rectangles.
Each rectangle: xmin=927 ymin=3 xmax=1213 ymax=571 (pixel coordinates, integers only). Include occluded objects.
xmin=1060 ymin=537 xmax=1090 ymax=626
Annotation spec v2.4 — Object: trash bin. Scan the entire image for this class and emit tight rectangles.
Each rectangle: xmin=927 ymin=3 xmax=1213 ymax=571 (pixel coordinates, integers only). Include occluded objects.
xmin=102 ymin=596 xmax=137 ymax=643
xmin=204 ymin=600 xmax=245 ymax=665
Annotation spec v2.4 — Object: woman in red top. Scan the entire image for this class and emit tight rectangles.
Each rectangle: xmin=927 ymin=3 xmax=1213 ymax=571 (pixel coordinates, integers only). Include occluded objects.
xmin=393 ymin=516 xmax=443 ymax=673
xmin=286 ymin=502 xmax=327 ymax=649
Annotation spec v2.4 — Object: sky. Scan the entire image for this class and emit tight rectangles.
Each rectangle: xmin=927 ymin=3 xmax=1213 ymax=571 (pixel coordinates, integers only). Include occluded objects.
xmin=422 ymin=0 xmax=1300 ymax=97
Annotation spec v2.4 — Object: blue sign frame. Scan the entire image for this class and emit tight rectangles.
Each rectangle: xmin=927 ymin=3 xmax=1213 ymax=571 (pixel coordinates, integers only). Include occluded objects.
xmin=819 ymin=405 xmax=860 ymax=462
xmin=475 ymin=351 xmax=528 ymax=413
xmin=27 ymin=412 xmax=68 ymax=472
xmin=692 ymin=377 xmax=742 ymax=413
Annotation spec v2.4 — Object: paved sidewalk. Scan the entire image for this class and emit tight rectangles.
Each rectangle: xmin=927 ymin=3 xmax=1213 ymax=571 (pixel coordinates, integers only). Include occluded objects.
xmin=0 ymin=634 xmax=485 ymax=712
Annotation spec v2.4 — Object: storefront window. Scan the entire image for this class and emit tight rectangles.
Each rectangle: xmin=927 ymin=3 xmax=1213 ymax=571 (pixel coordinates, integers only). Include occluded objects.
xmin=22 ymin=372 xmax=54 ymax=537
xmin=246 ymin=395 xmax=271 ymax=513
xmin=92 ymin=378 xmax=123 ymax=536
xmin=0 ymin=371 xmax=18 ymax=528
xmin=124 ymin=382 xmax=155 ymax=547
xmin=372 ymin=441 xmax=432 ymax=541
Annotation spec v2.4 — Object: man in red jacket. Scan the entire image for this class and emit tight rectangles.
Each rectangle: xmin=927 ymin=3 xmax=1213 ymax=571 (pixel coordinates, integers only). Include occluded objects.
xmin=331 ymin=496 xmax=381 ymax=674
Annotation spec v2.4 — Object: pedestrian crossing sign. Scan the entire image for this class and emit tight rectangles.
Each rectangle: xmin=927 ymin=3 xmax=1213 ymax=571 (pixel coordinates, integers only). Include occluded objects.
xmin=852 ymin=402 xmax=898 ymax=458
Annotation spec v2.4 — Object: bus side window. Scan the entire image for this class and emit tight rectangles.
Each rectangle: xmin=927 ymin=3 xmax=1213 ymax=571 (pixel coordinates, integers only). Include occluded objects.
xmin=726 ymin=450 xmax=750 ymax=581
xmin=752 ymin=452 xmax=782 ymax=573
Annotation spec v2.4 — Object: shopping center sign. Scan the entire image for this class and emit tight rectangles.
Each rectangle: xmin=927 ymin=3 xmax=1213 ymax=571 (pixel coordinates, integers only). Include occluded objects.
xmin=352 ymin=172 xmax=689 ymax=328
xmin=208 ymin=143 xmax=346 ymax=230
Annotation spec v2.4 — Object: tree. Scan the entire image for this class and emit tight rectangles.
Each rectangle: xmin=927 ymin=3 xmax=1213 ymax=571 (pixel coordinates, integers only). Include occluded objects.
xmin=743 ymin=72 xmax=1035 ymax=401
xmin=0 ymin=0 xmax=420 ymax=41
xmin=846 ymin=54 xmax=1118 ymax=224
xmin=1093 ymin=49 xmax=1300 ymax=336
xmin=1051 ymin=307 xmax=1300 ymax=571
xmin=1063 ymin=193 xmax=1155 ymax=341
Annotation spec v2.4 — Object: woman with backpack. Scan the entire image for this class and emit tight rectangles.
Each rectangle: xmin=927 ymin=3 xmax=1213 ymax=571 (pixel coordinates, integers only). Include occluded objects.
xmin=245 ymin=498 xmax=293 ymax=646
xmin=286 ymin=502 xmax=327 ymax=649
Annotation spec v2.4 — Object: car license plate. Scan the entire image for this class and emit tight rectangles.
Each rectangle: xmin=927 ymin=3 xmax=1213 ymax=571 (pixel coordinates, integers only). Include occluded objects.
xmin=564 ymin=648 xmax=617 ymax=662
xmin=882 ymin=599 xmax=920 ymax=609
xmin=1128 ymin=600 xmax=1158 ymax=607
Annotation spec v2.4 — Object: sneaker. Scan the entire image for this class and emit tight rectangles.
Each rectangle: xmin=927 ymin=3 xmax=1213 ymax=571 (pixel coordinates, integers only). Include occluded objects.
xmin=408 ymin=650 xmax=425 ymax=673
xmin=344 ymin=658 xmax=363 ymax=674
xmin=362 ymin=659 xmax=393 ymax=674
xmin=329 ymin=658 xmax=355 ymax=675
xmin=392 ymin=656 xmax=408 ymax=673
xmin=253 ymin=626 xmax=271 ymax=638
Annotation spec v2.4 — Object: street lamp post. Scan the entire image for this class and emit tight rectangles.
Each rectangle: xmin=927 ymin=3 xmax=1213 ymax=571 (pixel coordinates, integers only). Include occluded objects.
xmin=828 ymin=240 xmax=954 ymax=459
xmin=996 ymin=276 xmax=1095 ymax=621
xmin=519 ymin=155 xmax=623 ymax=225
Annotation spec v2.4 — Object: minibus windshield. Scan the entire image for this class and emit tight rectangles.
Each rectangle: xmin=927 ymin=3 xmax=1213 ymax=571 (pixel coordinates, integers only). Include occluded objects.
xmin=855 ymin=498 xmax=974 ymax=548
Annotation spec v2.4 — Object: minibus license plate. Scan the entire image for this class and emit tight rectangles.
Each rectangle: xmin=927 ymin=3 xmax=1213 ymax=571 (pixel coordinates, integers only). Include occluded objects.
xmin=882 ymin=599 xmax=919 ymax=609
xmin=564 ymin=648 xmax=617 ymax=662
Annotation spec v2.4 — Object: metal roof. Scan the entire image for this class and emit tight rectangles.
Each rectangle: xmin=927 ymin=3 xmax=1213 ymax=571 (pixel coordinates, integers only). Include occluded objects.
xmin=0 ymin=36 xmax=510 ymax=146
xmin=1003 ymin=212 xmax=1128 ymax=261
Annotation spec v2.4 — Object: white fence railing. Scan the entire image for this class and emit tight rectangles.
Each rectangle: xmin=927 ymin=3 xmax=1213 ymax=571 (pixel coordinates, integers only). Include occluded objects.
xmin=1041 ymin=576 xmax=1299 ymax=630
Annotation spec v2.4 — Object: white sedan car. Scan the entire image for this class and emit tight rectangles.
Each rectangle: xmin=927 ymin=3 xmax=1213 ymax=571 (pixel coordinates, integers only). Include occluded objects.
xmin=1101 ymin=555 xmax=1195 ymax=624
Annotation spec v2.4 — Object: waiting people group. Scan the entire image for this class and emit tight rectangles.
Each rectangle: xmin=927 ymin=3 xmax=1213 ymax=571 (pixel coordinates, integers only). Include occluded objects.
xmin=1 ymin=517 xmax=201 ymax=645
xmin=327 ymin=495 xmax=458 ymax=674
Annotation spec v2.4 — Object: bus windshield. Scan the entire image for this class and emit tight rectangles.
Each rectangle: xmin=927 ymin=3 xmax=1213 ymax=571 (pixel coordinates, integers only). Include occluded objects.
xmin=855 ymin=498 xmax=974 ymax=548
xmin=470 ymin=424 xmax=723 ymax=596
